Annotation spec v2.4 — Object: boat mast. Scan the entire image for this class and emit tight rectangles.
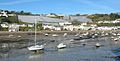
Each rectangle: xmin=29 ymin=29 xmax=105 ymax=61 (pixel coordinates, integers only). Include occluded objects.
xmin=35 ymin=19 xmax=37 ymax=45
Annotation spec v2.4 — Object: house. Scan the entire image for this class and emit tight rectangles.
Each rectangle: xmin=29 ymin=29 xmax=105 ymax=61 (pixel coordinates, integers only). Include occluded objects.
xmin=63 ymin=25 xmax=84 ymax=31
xmin=63 ymin=25 xmax=74 ymax=31
xmin=42 ymin=22 xmax=59 ymax=30
xmin=54 ymin=26 xmax=61 ymax=31
xmin=43 ymin=25 xmax=62 ymax=31
xmin=46 ymin=14 xmax=56 ymax=17
xmin=59 ymin=22 xmax=72 ymax=26
xmin=42 ymin=20 xmax=71 ymax=31
xmin=73 ymin=26 xmax=81 ymax=31
xmin=98 ymin=21 xmax=103 ymax=24
xmin=0 ymin=11 xmax=8 ymax=17
xmin=28 ymin=24 xmax=34 ymax=27
xmin=18 ymin=24 xmax=27 ymax=27
xmin=0 ymin=11 xmax=16 ymax=17
xmin=0 ymin=24 xmax=8 ymax=28
xmin=81 ymin=23 xmax=87 ymax=26
xmin=46 ymin=13 xmax=64 ymax=19
xmin=96 ymin=27 xmax=118 ymax=30
xmin=112 ymin=20 xmax=120 ymax=23
xmin=43 ymin=25 xmax=54 ymax=30
xmin=9 ymin=24 xmax=19 ymax=32
xmin=79 ymin=23 xmax=96 ymax=30
xmin=79 ymin=26 xmax=90 ymax=30
xmin=97 ymin=19 xmax=120 ymax=24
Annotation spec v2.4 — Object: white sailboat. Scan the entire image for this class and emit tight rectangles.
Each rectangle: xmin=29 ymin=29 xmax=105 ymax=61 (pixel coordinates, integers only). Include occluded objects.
xmin=57 ymin=43 xmax=66 ymax=49
xmin=27 ymin=19 xmax=44 ymax=51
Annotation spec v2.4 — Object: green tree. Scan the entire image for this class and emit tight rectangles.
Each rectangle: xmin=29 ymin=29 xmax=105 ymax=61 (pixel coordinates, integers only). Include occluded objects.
xmin=72 ymin=20 xmax=81 ymax=25
xmin=76 ymin=14 xmax=80 ymax=16
xmin=20 ymin=11 xmax=24 ymax=14
xmin=87 ymin=13 xmax=120 ymax=22
xmin=37 ymin=21 xmax=43 ymax=30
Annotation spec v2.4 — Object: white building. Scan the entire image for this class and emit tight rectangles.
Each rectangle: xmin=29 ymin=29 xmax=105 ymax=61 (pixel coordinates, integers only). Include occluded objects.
xmin=1 ymin=24 xmax=8 ymax=28
xmin=63 ymin=25 xmax=90 ymax=31
xmin=28 ymin=24 xmax=34 ymax=27
xmin=0 ymin=11 xmax=8 ymax=17
xmin=79 ymin=23 xmax=96 ymax=30
xmin=96 ymin=27 xmax=118 ymax=30
xmin=46 ymin=14 xmax=56 ymax=17
xmin=43 ymin=25 xmax=54 ymax=30
xmin=9 ymin=24 xmax=19 ymax=32
xmin=59 ymin=22 xmax=72 ymax=26
xmin=63 ymin=25 xmax=74 ymax=31
xmin=112 ymin=20 xmax=120 ymax=23
xmin=97 ymin=19 xmax=120 ymax=24
xmin=81 ymin=23 xmax=87 ymax=26
xmin=42 ymin=21 xmax=71 ymax=31
xmin=79 ymin=26 xmax=91 ymax=30
xmin=0 ymin=11 xmax=16 ymax=17
xmin=54 ymin=26 xmax=61 ymax=31
xmin=18 ymin=24 xmax=27 ymax=27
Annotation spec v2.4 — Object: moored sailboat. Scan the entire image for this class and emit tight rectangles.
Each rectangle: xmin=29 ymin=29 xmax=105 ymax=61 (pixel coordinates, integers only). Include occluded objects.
xmin=27 ymin=19 xmax=44 ymax=52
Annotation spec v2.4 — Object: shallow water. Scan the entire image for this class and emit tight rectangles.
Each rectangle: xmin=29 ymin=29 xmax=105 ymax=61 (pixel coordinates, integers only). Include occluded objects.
xmin=0 ymin=34 xmax=120 ymax=61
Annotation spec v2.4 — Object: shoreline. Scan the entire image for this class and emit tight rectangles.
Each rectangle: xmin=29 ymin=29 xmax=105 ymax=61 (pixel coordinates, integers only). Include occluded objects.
xmin=0 ymin=30 xmax=120 ymax=34
xmin=0 ymin=30 xmax=119 ymax=43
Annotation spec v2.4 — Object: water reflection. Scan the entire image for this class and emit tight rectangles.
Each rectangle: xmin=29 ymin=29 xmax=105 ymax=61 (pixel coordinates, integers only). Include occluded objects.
xmin=29 ymin=51 xmax=44 ymax=59
xmin=57 ymin=48 xmax=68 ymax=53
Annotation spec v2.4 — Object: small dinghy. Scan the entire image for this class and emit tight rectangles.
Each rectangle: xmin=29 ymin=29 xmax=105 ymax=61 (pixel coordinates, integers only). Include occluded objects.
xmin=114 ymin=38 xmax=119 ymax=41
xmin=95 ymin=43 xmax=101 ymax=47
xmin=45 ymin=33 xmax=49 ymax=36
xmin=57 ymin=43 xmax=66 ymax=49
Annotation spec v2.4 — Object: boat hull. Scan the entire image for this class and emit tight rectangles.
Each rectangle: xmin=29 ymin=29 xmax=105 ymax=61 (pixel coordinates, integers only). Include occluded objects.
xmin=57 ymin=46 xmax=66 ymax=49
xmin=28 ymin=45 xmax=44 ymax=51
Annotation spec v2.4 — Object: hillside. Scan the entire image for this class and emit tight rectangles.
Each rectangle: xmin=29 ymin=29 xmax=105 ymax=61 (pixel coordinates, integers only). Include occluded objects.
xmin=87 ymin=13 xmax=120 ymax=22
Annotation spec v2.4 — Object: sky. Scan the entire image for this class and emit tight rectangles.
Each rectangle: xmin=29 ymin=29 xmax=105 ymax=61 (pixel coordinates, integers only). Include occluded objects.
xmin=0 ymin=0 xmax=120 ymax=14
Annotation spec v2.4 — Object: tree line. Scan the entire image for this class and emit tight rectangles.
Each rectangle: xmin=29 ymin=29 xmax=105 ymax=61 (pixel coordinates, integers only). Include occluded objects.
xmin=87 ymin=13 xmax=120 ymax=22
xmin=0 ymin=9 xmax=35 ymax=15
xmin=0 ymin=9 xmax=35 ymax=24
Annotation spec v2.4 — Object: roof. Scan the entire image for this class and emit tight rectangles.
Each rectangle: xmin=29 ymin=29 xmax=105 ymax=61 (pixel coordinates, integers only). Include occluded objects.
xmin=70 ymin=16 xmax=92 ymax=22
xmin=18 ymin=15 xmax=67 ymax=23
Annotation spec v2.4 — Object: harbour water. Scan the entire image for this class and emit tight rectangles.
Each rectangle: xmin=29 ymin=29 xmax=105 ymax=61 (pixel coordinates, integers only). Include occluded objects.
xmin=0 ymin=33 xmax=120 ymax=61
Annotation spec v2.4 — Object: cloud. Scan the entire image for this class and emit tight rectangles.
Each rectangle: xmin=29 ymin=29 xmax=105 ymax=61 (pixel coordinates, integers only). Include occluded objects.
xmin=0 ymin=0 xmax=40 ymax=5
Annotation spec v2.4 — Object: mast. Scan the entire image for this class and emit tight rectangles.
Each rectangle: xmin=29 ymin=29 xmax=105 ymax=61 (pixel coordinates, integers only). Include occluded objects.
xmin=34 ymin=19 xmax=37 ymax=45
